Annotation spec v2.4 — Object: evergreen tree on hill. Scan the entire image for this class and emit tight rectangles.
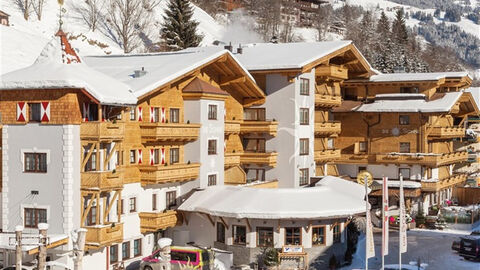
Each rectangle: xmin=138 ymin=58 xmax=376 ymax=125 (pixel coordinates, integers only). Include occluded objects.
xmin=392 ymin=8 xmax=408 ymax=45
xmin=161 ymin=0 xmax=203 ymax=51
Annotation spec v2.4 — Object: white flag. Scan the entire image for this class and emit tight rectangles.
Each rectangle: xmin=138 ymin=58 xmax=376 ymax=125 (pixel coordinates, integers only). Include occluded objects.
xmin=366 ymin=210 xmax=376 ymax=258
xmin=399 ymin=175 xmax=408 ymax=253
xmin=382 ymin=176 xmax=389 ymax=256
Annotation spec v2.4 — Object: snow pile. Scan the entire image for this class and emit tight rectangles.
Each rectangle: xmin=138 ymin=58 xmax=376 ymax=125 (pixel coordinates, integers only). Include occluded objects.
xmin=178 ymin=176 xmax=367 ymax=219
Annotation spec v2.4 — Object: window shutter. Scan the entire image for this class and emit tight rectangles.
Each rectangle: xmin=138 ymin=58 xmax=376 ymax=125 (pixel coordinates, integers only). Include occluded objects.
xmin=161 ymin=148 xmax=166 ymax=164
xmin=16 ymin=102 xmax=26 ymax=122
xmin=150 ymin=107 xmax=154 ymax=123
xmin=137 ymin=149 xmax=142 ymax=164
xmin=40 ymin=102 xmax=50 ymax=122
xmin=149 ymin=149 xmax=154 ymax=165
xmin=137 ymin=107 xmax=143 ymax=122
xmin=161 ymin=107 xmax=166 ymax=123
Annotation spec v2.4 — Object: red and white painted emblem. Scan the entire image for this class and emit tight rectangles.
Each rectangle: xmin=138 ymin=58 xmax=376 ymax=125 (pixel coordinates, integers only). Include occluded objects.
xmin=40 ymin=102 xmax=50 ymax=122
xmin=16 ymin=102 xmax=26 ymax=122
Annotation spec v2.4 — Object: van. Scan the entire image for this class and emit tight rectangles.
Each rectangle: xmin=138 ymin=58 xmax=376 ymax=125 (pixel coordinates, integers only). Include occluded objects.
xmin=140 ymin=246 xmax=214 ymax=270
xmin=459 ymin=235 xmax=480 ymax=261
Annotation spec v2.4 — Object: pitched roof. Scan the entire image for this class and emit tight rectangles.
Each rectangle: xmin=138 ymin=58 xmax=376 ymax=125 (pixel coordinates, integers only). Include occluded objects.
xmin=466 ymin=87 xmax=480 ymax=112
xmin=0 ymin=34 xmax=136 ymax=105
xmin=178 ymin=176 xmax=366 ymax=219
xmin=0 ymin=10 xmax=9 ymax=17
xmin=182 ymin=78 xmax=228 ymax=96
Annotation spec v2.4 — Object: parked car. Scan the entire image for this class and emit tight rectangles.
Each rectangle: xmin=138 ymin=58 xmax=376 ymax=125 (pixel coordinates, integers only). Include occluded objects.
xmin=452 ymin=239 xmax=461 ymax=251
xmin=140 ymin=246 xmax=214 ymax=270
xmin=459 ymin=235 xmax=480 ymax=261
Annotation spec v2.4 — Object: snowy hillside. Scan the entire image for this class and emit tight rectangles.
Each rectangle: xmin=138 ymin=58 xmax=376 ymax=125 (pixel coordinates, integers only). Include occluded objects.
xmin=0 ymin=0 xmax=225 ymax=75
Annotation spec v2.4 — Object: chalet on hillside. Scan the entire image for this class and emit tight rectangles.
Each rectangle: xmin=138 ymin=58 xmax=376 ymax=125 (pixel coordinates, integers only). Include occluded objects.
xmin=0 ymin=10 xmax=9 ymax=26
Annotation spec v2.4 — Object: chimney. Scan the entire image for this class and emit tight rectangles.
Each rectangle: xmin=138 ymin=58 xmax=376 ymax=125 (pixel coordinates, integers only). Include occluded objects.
xmin=134 ymin=67 xmax=147 ymax=78
xmin=236 ymin=44 xmax=243 ymax=54
xmin=224 ymin=42 xmax=233 ymax=52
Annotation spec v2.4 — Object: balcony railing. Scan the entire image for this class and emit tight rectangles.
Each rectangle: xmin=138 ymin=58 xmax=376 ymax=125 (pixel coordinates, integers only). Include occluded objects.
xmin=240 ymin=120 xmax=278 ymax=136
xmin=428 ymin=126 xmax=466 ymax=138
xmin=240 ymin=152 xmax=278 ymax=167
xmin=376 ymin=151 xmax=468 ymax=167
xmin=315 ymin=94 xmax=342 ymax=107
xmin=84 ymin=223 xmax=123 ymax=248
xmin=336 ymin=153 xmax=372 ymax=164
xmin=225 ymin=120 xmax=241 ymax=134
xmin=81 ymin=169 xmax=124 ymax=191
xmin=421 ymin=174 xmax=468 ymax=192
xmin=225 ymin=152 xmax=241 ymax=167
xmin=315 ymin=65 xmax=348 ymax=80
xmin=139 ymin=210 xmax=179 ymax=234
xmin=314 ymin=149 xmax=341 ymax=163
xmin=81 ymin=122 xmax=125 ymax=141
xmin=139 ymin=163 xmax=200 ymax=185
xmin=140 ymin=123 xmax=200 ymax=142
xmin=314 ymin=122 xmax=341 ymax=136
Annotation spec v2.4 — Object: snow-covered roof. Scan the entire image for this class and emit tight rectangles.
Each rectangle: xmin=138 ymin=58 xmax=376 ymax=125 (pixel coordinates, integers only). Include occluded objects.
xmin=0 ymin=35 xmax=136 ymax=105
xmin=178 ymin=176 xmax=367 ymax=219
xmin=352 ymin=72 xmax=471 ymax=83
xmin=85 ymin=49 xmax=255 ymax=98
xmin=466 ymin=87 xmax=480 ymax=111
xmin=373 ymin=180 xmax=422 ymax=189
xmin=353 ymin=92 xmax=463 ymax=113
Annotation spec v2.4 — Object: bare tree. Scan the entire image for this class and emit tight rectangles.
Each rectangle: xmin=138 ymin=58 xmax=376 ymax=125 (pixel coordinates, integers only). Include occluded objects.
xmin=31 ymin=0 xmax=46 ymax=20
xmin=73 ymin=0 xmax=105 ymax=32
xmin=13 ymin=0 xmax=31 ymax=20
xmin=107 ymin=0 xmax=152 ymax=53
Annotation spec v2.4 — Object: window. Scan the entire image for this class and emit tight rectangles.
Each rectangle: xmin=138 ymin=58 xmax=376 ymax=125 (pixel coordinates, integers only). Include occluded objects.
xmin=400 ymin=86 xmax=419 ymax=93
xmin=166 ymin=191 xmax=177 ymax=209
xmin=129 ymin=197 xmax=136 ymax=213
xmin=399 ymin=142 xmax=410 ymax=153
xmin=29 ymin=103 xmax=41 ymax=122
xmin=130 ymin=107 xmax=136 ymax=120
xmin=122 ymin=242 xmax=130 ymax=260
xmin=243 ymin=138 xmax=266 ymax=153
xmin=84 ymin=152 xmax=96 ymax=172
xmin=399 ymin=168 xmax=411 ymax=180
xmin=232 ymin=225 xmax=247 ymax=245
xmin=133 ymin=239 xmax=142 ymax=257
xmin=359 ymin=142 xmax=367 ymax=152
xmin=153 ymin=149 xmax=160 ymax=164
xmin=208 ymin=105 xmax=217 ymax=120
xmin=24 ymin=153 xmax=47 ymax=173
xmin=130 ymin=150 xmax=136 ymax=164
xmin=208 ymin=174 xmax=217 ymax=186
xmin=24 ymin=208 xmax=47 ymax=228
xmin=299 ymin=168 xmax=309 ymax=186
xmin=119 ymin=199 xmax=124 ymax=215
xmin=216 ymin=222 xmax=225 ymax=243
xmin=86 ymin=205 xmax=96 ymax=226
xmin=300 ymin=138 xmax=309 ymax=155
xmin=333 ymin=224 xmax=341 ymax=243
xmin=170 ymin=108 xmax=179 ymax=123
xmin=115 ymin=151 xmax=121 ymax=166
xmin=285 ymin=227 xmax=301 ymax=245
xmin=245 ymin=169 xmax=265 ymax=183
xmin=358 ymin=166 xmax=367 ymax=173
xmin=399 ymin=115 xmax=410 ymax=125
xmin=153 ymin=107 xmax=160 ymax=122
xmin=244 ymin=108 xmax=266 ymax=121
xmin=171 ymin=251 xmax=197 ymax=262
xmin=170 ymin=148 xmax=179 ymax=164
xmin=152 ymin=194 xmax=157 ymax=211
xmin=327 ymin=138 xmax=334 ymax=150
xmin=300 ymin=78 xmax=309 ymax=95
xmin=110 ymin=245 xmax=118 ymax=264
xmin=300 ymin=108 xmax=309 ymax=125
xmin=208 ymin=140 xmax=217 ymax=155
xmin=257 ymin=227 xmax=274 ymax=247
xmin=312 ymin=226 xmax=326 ymax=245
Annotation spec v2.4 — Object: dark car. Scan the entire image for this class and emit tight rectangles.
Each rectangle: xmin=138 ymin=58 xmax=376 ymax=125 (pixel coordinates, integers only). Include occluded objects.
xmin=452 ymin=239 xmax=460 ymax=251
xmin=459 ymin=235 xmax=480 ymax=261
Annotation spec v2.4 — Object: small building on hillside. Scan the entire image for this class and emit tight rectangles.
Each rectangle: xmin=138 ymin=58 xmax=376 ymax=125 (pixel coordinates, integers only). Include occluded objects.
xmin=0 ymin=10 xmax=9 ymax=26
xmin=174 ymin=176 xmax=367 ymax=268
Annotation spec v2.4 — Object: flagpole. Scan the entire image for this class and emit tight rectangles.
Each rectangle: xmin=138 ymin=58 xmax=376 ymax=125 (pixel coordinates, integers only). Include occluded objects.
xmin=365 ymin=175 xmax=369 ymax=270
xmin=399 ymin=174 xmax=403 ymax=270
xmin=381 ymin=175 xmax=388 ymax=270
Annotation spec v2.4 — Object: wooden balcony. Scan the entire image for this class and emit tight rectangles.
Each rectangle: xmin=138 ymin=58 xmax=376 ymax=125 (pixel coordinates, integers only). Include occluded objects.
xmin=139 ymin=210 xmax=179 ymax=234
xmin=336 ymin=153 xmax=372 ymax=164
xmin=314 ymin=149 xmax=341 ymax=163
xmin=140 ymin=123 xmax=200 ymax=142
xmin=225 ymin=152 xmax=241 ymax=167
xmin=139 ymin=163 xmax=200 ymax=186
xmin=315 ymin=94 xmax=342 ymax=107
xmin=84 ymin=223 xmax=123 ymax=249
xmin=428 ymin=126 xmax=465 ymax=138
xmin=315 ymin=121 xmax=341 ymax=136
xmin=421 ymin=174 xmax=468 ymax=192
xmin=240 ymin=152 xmax=278 ymax=167
xmin=315 ymin=65 xmax=348 ymax=80
xmin=375 ymin=151 xmax=468 ymax=167
xmin=81 ymin=169 xmax=124 ymax=191
xmin=240 ymin=120 xmax=278 ymax=136
xmin=225 ymin=120 xmax=241 ymax=134
xmin=123 ymin=165 xmax=140 ymax=184
xmin=80 ymin=122 xmax=125 ymax=142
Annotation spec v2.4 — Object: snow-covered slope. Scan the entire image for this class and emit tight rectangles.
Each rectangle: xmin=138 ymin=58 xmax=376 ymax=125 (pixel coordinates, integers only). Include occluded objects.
xmin=0 ymin=0 xmax=225 ymax=75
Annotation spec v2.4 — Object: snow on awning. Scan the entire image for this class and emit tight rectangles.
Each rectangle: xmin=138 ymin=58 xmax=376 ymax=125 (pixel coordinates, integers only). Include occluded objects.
xmin=0 ymin=232 xmax=68 ymax=254
xmin=179 ymin=176 xmax=367 ymax=219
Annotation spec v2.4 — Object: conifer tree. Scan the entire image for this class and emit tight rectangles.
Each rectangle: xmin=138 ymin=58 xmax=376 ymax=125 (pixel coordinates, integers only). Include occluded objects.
xmin=161 ymin=0 xmax=203 ymax=51
xmin=376 ymin=11 xmax=390 ymax=38
xmin=392 ymin=8 xmax=408 ymax=45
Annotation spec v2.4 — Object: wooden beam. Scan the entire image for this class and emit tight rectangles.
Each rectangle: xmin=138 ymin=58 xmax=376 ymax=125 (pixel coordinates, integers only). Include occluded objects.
xmin=244 ymin=218 xmax=252 ymax=231
xmin=204 ymin=213 xmax=215 ymax=226
xmin=307 ymin=221 xmax=313 ymax=233
xmin=330 ymin=221 xmax=339 ymax=231
xmin=95 ymin=142 xmax=100 ymax=172
xmin=181 ymin=212 xmax=189 ymax=226
xmin=81 ymin=144 xmax=96 ymax=171
xmin=117 ymin=190 xmax=122 ymax=223
xmin=96 ymin=192 xmax=100 ymax=225
xmin=219 ymin=75 xmax=246 ymax=85
xmin=219 ymin=216 xmax=229 ymax=230
xmin=81 ymin=193 xmax=96 ymax=225
xmin=103 ymin=143 xmax=119 ymax=171
xmin=104 ymin=191 xmax=120 ymax=223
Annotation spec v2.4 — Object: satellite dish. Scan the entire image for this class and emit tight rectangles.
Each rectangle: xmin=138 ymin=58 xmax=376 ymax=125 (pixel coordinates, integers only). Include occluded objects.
xmin=357 ymin=170 xmax=373 ymax=186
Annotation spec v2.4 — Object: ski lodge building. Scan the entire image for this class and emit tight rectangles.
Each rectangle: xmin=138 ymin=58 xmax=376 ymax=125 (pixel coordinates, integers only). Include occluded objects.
xmin=0 ymin=30 xmax=477 ymax=268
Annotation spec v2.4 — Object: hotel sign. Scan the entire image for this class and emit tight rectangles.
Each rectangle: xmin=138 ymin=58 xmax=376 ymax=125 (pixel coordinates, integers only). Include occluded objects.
xmin=282 ymin=245 xmax=304 ymax=253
